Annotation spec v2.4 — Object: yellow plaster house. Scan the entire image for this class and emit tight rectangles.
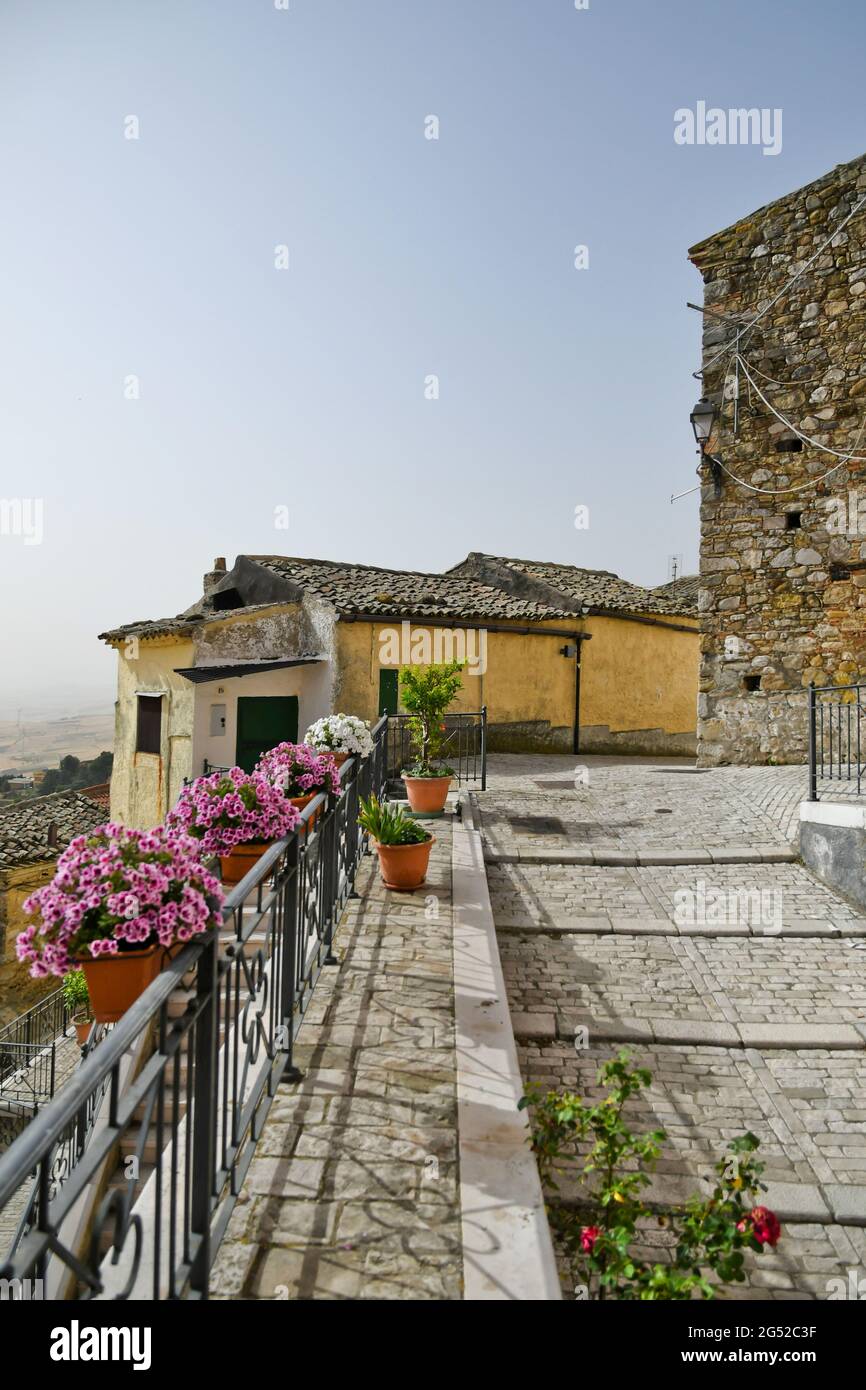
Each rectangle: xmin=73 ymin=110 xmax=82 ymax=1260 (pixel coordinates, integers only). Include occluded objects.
xmin=99 ymin=554 xmax=700 ymax=829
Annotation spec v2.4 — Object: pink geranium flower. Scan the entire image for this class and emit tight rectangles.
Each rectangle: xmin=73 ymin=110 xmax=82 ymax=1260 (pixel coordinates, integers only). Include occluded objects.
xmin=254 ymin=742 xmax=341 ymax=798
xmin=167 ymin=767 xmax=301 ymax=858
xmin=16 ymin=823 xmax=224 ymax=977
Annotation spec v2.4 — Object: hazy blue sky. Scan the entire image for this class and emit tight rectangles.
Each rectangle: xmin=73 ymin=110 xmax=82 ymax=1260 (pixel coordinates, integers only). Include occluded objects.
xmin=1 ymin=0 xmax=864 ymax=713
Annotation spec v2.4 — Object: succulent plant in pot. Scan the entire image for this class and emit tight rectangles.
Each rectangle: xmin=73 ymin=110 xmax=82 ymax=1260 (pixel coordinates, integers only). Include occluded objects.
xmin=358 ymin=794 xmax=434 ymax=891
xmin=399 ymin=661 xmax=464 ymax=814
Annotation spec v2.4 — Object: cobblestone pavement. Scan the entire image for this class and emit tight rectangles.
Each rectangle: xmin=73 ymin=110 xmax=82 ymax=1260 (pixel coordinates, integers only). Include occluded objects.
xmin=210 ymin=824 xmax=463 ymax=1301
xmin=480 ymin=754 xmax=806 ymax=855
xmin=489 ymin=861 xmax=866 ymax=930
xmin=477 ymin=754 xmax=866 ymax=1300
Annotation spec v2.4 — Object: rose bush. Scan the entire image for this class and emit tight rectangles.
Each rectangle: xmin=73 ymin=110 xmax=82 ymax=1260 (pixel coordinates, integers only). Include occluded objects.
xmin=254 ymin=741 xmax=341 ymax=797
xmin=167 ymin=768 xmax=301 ymax=856
xmin=16 ymin=823 xmax=224 ymax=976
xmin=521 ymin=1050 xmax=781 ymax=1300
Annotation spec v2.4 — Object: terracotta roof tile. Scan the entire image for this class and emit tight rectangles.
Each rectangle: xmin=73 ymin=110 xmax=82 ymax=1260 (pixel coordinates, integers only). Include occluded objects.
xmin=249 ymin=556 xmax=573 ymax=621
xmin=0 ymin=791 xmax=107 ymax=871
xmin=451 ymin=554 xmax=700 ymax=618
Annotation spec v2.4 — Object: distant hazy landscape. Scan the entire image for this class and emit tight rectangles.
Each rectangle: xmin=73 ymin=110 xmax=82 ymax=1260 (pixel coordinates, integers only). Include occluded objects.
xmin=0 ymin=705 xmax=114 ymax=773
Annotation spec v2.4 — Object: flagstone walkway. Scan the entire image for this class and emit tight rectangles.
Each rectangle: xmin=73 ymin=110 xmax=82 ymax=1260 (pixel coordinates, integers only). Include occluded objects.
xmin=472 ymin=754 xmax=866 ymax=1300
xmin=210 ymin=824 xmax=464 ymax=1301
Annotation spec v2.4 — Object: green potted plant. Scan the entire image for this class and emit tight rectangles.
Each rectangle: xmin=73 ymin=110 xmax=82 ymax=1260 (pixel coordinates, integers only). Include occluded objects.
xmin=62 ymin=967 xmax=92 ymax=1045
xmin=399 ymin=661 xmax=464 ymax=814
xmin=358 ymin=794 xmax=434 ymax=890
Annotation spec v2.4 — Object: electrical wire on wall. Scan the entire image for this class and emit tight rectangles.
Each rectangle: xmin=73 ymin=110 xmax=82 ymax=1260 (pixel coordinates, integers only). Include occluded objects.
xmin=697 ymin=190 xmax=866 ymax=379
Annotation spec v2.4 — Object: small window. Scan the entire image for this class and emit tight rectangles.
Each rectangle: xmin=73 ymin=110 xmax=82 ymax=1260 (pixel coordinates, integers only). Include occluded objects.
xmin=743 ymin=675 xmax=761 ymax=693
xmin=136 ymin=695 xmax=163 ymax=754
xmin=785 ymin=511 xmax=802 ymax=530
xmin=775 ymin=438 xmax=803 ymax=452
xmin=212 ymin=587 xmax=245 ymax=611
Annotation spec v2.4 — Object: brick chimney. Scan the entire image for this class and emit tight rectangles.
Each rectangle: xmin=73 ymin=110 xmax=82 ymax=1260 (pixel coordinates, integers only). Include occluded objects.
xmin=203 ymin=556 xmax=227 ymax=598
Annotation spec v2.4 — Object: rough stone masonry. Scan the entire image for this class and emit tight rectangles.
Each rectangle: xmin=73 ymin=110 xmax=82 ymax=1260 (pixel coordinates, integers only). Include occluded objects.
xmin=689 ymin=152 xmax=866 ymax=765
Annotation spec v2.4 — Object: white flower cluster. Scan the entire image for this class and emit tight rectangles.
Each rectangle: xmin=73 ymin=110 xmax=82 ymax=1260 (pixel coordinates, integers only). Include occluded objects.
xmin=304 ymin=713 xmax=375 ymax=757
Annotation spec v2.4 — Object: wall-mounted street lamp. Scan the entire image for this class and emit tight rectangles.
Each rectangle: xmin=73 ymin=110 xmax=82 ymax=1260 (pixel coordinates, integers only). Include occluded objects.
xmin=690 ymin=396 xmax=723 ymax=499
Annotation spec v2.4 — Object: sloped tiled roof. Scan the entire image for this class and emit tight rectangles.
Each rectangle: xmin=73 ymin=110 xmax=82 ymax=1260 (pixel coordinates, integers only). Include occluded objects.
xmin=650 ymin=574 xmax=702 ymax=611
xmin=0 ymin=791 xmax=107 ymax=871
xmin=248 ymin=556 xmax=573 ymax=621
xmin=99 ymin=601 xmax=289 ymax=644
xmin=450 ymin=554 xmax=699 ymax=618
xmin=78 ymin=782 xmax=112 ymax=812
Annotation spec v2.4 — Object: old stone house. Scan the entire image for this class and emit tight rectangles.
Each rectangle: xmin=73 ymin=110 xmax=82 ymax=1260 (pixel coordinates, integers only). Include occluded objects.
xmin=100 ymin=553 xmax=699 ymax=828
xmin=690 ymin=152 xmax=866 ymax=764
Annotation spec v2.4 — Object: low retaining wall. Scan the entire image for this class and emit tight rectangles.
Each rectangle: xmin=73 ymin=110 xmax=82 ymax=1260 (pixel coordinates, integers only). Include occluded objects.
xmin=800 ymin=800 xmax=866 ymax=911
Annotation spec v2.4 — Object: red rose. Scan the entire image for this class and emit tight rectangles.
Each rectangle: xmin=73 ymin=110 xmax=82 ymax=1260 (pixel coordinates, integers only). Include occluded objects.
xmin=748 ymin=1206 xmax=781 ymax=1247
xmin=580 ymin=1225 xmax=601 ymax=1254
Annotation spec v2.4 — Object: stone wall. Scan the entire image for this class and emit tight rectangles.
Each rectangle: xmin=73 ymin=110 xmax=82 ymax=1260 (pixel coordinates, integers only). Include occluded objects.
xmin=690 ymin=153 xmax=866 ymax=765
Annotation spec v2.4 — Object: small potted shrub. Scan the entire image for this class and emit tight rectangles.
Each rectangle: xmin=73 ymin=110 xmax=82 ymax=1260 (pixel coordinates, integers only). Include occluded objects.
xmin=358 ymin=794 xmax=434 ymax=891
xmin=17 ymin=824 xmax=224 ymax=1023
xmin=304 ymin=713 xmax=374 ymax=766
xmin=399 ymin=661 xmax=463 ymax=814
xmin=62 ymin=967 xmax=92 ymax=1045
xmin=254 ymin=742 xmax=341 ymax=830
xmin=168 ymin=767 xmax=301 ymax=885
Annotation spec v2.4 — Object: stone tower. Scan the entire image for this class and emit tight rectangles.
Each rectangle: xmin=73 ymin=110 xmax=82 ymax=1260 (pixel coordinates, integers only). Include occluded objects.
xmin=689 ymin=153 xmax=866 ymax=765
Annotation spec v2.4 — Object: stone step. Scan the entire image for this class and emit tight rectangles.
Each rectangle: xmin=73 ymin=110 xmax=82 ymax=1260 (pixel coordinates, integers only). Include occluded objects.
xmin=494 ymin=914 xmax=866 ymax=938
xmin=552 ymin=1174 xmax=866 ymax=1227
xmin=485 ymin=844 xmax=797 ymax=866
xmin=511 ymin=1010 xmax=866 ymax=1051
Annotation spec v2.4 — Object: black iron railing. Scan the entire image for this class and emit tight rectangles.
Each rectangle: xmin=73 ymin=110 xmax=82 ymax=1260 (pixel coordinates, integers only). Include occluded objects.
xmin=3 ymin=1030 xmax=112 ymax=1265
xmin=0 ymin=989 xmax=70 ymax=1092
xmin=0 ymin=719 xmax=388 ymax=1299
xmin=0 ymin=1042 xmax=57 ymax=1111
xmin=808 ymin=682 xmax=866 ymax=800
xmin=385 ymin=707 xmax=487 ymax=791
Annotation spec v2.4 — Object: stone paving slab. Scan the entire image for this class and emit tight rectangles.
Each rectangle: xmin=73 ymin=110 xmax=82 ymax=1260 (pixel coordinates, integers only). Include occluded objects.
xmin=210 ymin=830 xmax=464 ymax=1301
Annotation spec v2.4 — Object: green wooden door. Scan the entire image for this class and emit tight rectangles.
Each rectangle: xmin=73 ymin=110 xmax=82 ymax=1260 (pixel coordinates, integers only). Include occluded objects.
xmin=378 ymin=669 xmax=398 ymax=716
xmin=235 ymin=696 xmax=298 ymax=773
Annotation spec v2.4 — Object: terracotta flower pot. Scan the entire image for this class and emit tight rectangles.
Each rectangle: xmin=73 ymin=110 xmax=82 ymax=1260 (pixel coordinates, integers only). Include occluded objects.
xmin=402 ymin=775 xmax=452 ymax=815
xmin=374 ymin=835 xmax=434 ymax=891
xmin=74 ymin=1017 xmax=93 ymax=1046
xmin=219 ymin=841 xmax=275 ymax=886
xmin=329 ymin=751 xmax=350 ymax=767
xmin=76 ymin=946 xmax=163 ymax=1024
